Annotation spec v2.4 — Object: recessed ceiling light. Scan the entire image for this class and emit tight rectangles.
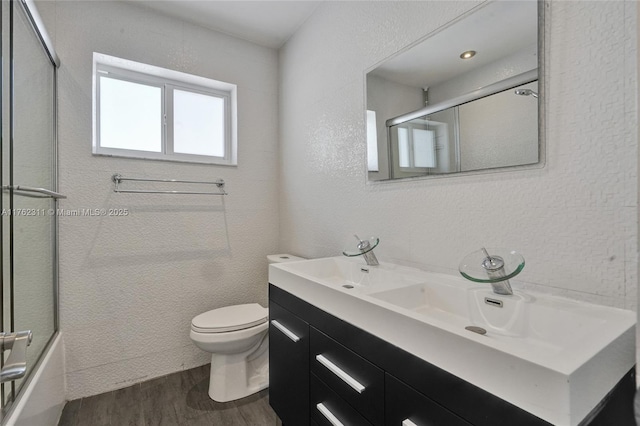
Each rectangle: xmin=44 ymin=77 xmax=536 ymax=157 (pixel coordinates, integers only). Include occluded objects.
xmin=460 ymin=50 xmax=476 ymax=59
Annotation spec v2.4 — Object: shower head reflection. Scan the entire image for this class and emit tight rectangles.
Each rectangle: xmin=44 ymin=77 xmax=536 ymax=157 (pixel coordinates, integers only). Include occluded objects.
xmin=514 ymin=88 xmax=538 ymax=98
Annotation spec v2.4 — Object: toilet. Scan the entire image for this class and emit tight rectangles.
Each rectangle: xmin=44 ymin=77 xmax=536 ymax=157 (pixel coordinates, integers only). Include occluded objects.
xmin=189 ymin=254 xmax=304 ymax=402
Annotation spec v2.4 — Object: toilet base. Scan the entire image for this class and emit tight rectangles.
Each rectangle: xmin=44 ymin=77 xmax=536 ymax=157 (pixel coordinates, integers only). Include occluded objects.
xmin=207 ymin=334 xmax=269 ymax=402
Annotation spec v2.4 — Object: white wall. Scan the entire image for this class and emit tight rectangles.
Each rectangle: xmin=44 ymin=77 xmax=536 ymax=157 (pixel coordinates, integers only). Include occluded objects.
xmin=44 ymin=1 xmax=280 ymax=399
xmin=279 ymin=0 xmax=637 ymax=318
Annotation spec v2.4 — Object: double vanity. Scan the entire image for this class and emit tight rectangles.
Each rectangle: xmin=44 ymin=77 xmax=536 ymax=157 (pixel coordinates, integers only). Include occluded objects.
xmin=268 ymin=257 xmax=636 ymax=426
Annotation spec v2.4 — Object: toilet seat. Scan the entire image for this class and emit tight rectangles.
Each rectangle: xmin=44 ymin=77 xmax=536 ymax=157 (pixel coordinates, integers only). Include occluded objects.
xmin=192 ymin=303 xmax=268 ymax=333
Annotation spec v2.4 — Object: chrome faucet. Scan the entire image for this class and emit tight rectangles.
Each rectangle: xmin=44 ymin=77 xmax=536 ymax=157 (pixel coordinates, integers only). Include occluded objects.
xmin=353 ymin=235 xmax=379 ymax=266
xmin=480 ymin=248 xmax=513 ymax=296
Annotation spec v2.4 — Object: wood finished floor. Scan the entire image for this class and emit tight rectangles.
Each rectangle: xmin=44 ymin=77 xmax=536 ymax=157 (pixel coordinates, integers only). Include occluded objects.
xmin=57 ymin=365 xmax=278 ymax=426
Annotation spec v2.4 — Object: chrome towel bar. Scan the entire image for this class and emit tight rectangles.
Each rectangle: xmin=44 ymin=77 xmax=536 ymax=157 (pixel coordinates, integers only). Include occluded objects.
xmin=112 ymin=174 xmax=227 ymax=195
xmin=2 ymin=185 xmax=67 ymax=199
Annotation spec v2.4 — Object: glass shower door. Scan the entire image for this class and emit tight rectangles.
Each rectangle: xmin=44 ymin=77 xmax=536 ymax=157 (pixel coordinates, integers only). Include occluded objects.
xmin=0 ymin=0 xmax=60 ymax=411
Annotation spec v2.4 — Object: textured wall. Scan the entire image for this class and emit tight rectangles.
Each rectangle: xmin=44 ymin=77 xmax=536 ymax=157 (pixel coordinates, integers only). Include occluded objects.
xmin=47 ymin=1 xmax=279 ymax=399
xmin=279 ymin=0 xmax=637 ymax=316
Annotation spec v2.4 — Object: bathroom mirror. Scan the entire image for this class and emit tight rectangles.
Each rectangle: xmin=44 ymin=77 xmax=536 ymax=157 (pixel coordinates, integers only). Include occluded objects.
xmin=366 ymin=0 xmax=541 ymax=181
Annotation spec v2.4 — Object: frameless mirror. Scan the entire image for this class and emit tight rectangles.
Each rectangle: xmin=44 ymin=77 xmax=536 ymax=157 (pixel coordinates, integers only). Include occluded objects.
xmin=366 ymin=0 xmax=541 ymax=181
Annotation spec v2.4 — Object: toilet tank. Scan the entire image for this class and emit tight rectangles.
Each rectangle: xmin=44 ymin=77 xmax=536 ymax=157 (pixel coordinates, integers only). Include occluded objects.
xmin=267 ymin=254 xmax=305 ymax=264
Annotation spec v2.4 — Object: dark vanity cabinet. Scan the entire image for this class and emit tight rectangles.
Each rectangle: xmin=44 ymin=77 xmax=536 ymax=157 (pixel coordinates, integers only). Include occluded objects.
xmin=268 ymin=300 xmax=310 ymax=426
xmin=268 ymin=285 xmax=635 ymax=426
xmin=310 ymin=327 xmax=384 ymax=425
xmin=385 ymin=374 xmax=474 ymax=426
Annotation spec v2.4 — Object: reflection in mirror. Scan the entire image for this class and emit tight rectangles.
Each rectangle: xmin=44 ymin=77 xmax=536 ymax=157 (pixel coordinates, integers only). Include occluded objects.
xmin=388 ymin=80 xmax=539 ymax=179
xmin=366 ymin=0 xmax=541 ymax=181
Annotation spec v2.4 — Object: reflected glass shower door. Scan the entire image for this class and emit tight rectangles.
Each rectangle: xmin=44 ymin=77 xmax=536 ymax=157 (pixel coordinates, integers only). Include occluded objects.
xmin=0 ymin=0 xmax=59 ymax=411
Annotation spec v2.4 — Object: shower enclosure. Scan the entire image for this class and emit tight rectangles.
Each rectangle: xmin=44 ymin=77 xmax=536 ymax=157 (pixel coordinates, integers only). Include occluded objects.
xmin=0 ymin=0 xmax=61 ymax=419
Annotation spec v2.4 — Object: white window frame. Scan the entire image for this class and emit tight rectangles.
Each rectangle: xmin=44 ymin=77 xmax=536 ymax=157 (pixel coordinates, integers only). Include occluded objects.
xmin=93 ymin=53 xmax=237 ymax=165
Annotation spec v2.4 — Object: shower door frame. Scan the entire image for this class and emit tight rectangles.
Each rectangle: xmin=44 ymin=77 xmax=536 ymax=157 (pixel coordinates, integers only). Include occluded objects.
xmin=0 ymin=0 xmax=60 ymax=417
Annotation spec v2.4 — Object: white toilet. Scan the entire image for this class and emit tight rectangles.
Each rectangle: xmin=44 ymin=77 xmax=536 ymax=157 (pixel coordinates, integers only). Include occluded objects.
xmin=189 ymin=254 xmax=304 ymax=402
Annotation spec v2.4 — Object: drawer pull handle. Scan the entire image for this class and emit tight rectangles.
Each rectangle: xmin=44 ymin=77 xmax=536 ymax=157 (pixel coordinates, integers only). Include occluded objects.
xmin=316 ymin=403 xmax=345 ymax=426
xmin=270 ymin=320 xmax=301 ymax=342
xmin=402 ymin=419 xmax=419 ymax=426
xmin=316 ymin=354 xmax=366 ymax=393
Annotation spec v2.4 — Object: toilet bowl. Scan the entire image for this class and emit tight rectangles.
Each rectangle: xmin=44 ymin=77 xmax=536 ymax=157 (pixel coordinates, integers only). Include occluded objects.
xmin=190 ymin=254 xmax=305 ymax=402
xmin=190 ymin=303 xmax=269 ymax=402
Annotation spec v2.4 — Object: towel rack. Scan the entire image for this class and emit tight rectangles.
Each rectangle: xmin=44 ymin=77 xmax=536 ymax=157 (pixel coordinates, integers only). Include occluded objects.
xmin=112 ymin=174 xmax=227 ymax=195
xmin=2 ymin=185 xmax=67 ymax=199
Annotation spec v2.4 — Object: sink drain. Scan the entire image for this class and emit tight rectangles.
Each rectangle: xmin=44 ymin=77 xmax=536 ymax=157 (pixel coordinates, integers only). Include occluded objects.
xmin=465 ymin=326 xmax=487 ymax=335
xmin=342 ymin=284 xmax=354 ymax=289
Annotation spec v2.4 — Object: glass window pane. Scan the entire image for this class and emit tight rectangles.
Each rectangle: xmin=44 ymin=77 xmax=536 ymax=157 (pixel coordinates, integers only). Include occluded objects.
xmin=173 ymin=89 xmax=225 ymax=157
xmin=99 ymin=76 xmax=162 ymax=152
xmin=11 ymin=2 xmax=57 ymax=399
xmin=398 ymin=127 xmax=410 ymax=168
xmin=413 ymin=128 xmax=436 ymax=168
xmin=366 ymin=110 xmax=379 ymax=171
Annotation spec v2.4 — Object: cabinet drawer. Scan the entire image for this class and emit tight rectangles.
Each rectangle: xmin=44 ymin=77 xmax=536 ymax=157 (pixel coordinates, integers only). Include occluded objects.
xmin=311 ymin=373 xmax=373 ymax=426
xmin=386 ymin=374 xmax=472 ymax=426
xmin=310 ymin=326 xmax=384 ymax=425
xmin=269 ymin=301 xmax=309 ymax=426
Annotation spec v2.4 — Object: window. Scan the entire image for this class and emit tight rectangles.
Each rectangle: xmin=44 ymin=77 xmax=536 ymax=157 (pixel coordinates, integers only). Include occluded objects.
xmin=366 ymin=110 xmax=379 ymax=172
xmin=396 ymin=124 xmax=437 ymax=169
xmin=93 ymin=53 xmax=237 ymax=165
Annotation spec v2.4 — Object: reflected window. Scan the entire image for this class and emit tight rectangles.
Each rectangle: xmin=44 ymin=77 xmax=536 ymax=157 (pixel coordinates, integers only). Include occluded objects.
xmin=396 ymin=124 xmax=437 ymax=169
xmin=412 ymin=128 xmax=436 ymax=168
xmin=366 ymin=110 xmax=379 ymax=171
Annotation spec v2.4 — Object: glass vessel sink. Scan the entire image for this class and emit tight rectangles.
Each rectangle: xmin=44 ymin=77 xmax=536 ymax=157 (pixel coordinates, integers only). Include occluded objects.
xmin=342 ymin=236 xmax=379 ymax=257
xmin=459 ymin=248 xmax=525 ymax=283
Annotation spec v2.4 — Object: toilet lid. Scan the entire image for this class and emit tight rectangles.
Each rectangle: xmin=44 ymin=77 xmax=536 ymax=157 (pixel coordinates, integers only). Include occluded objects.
xmin=191 ymin=303 xmax=268 ymax=333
